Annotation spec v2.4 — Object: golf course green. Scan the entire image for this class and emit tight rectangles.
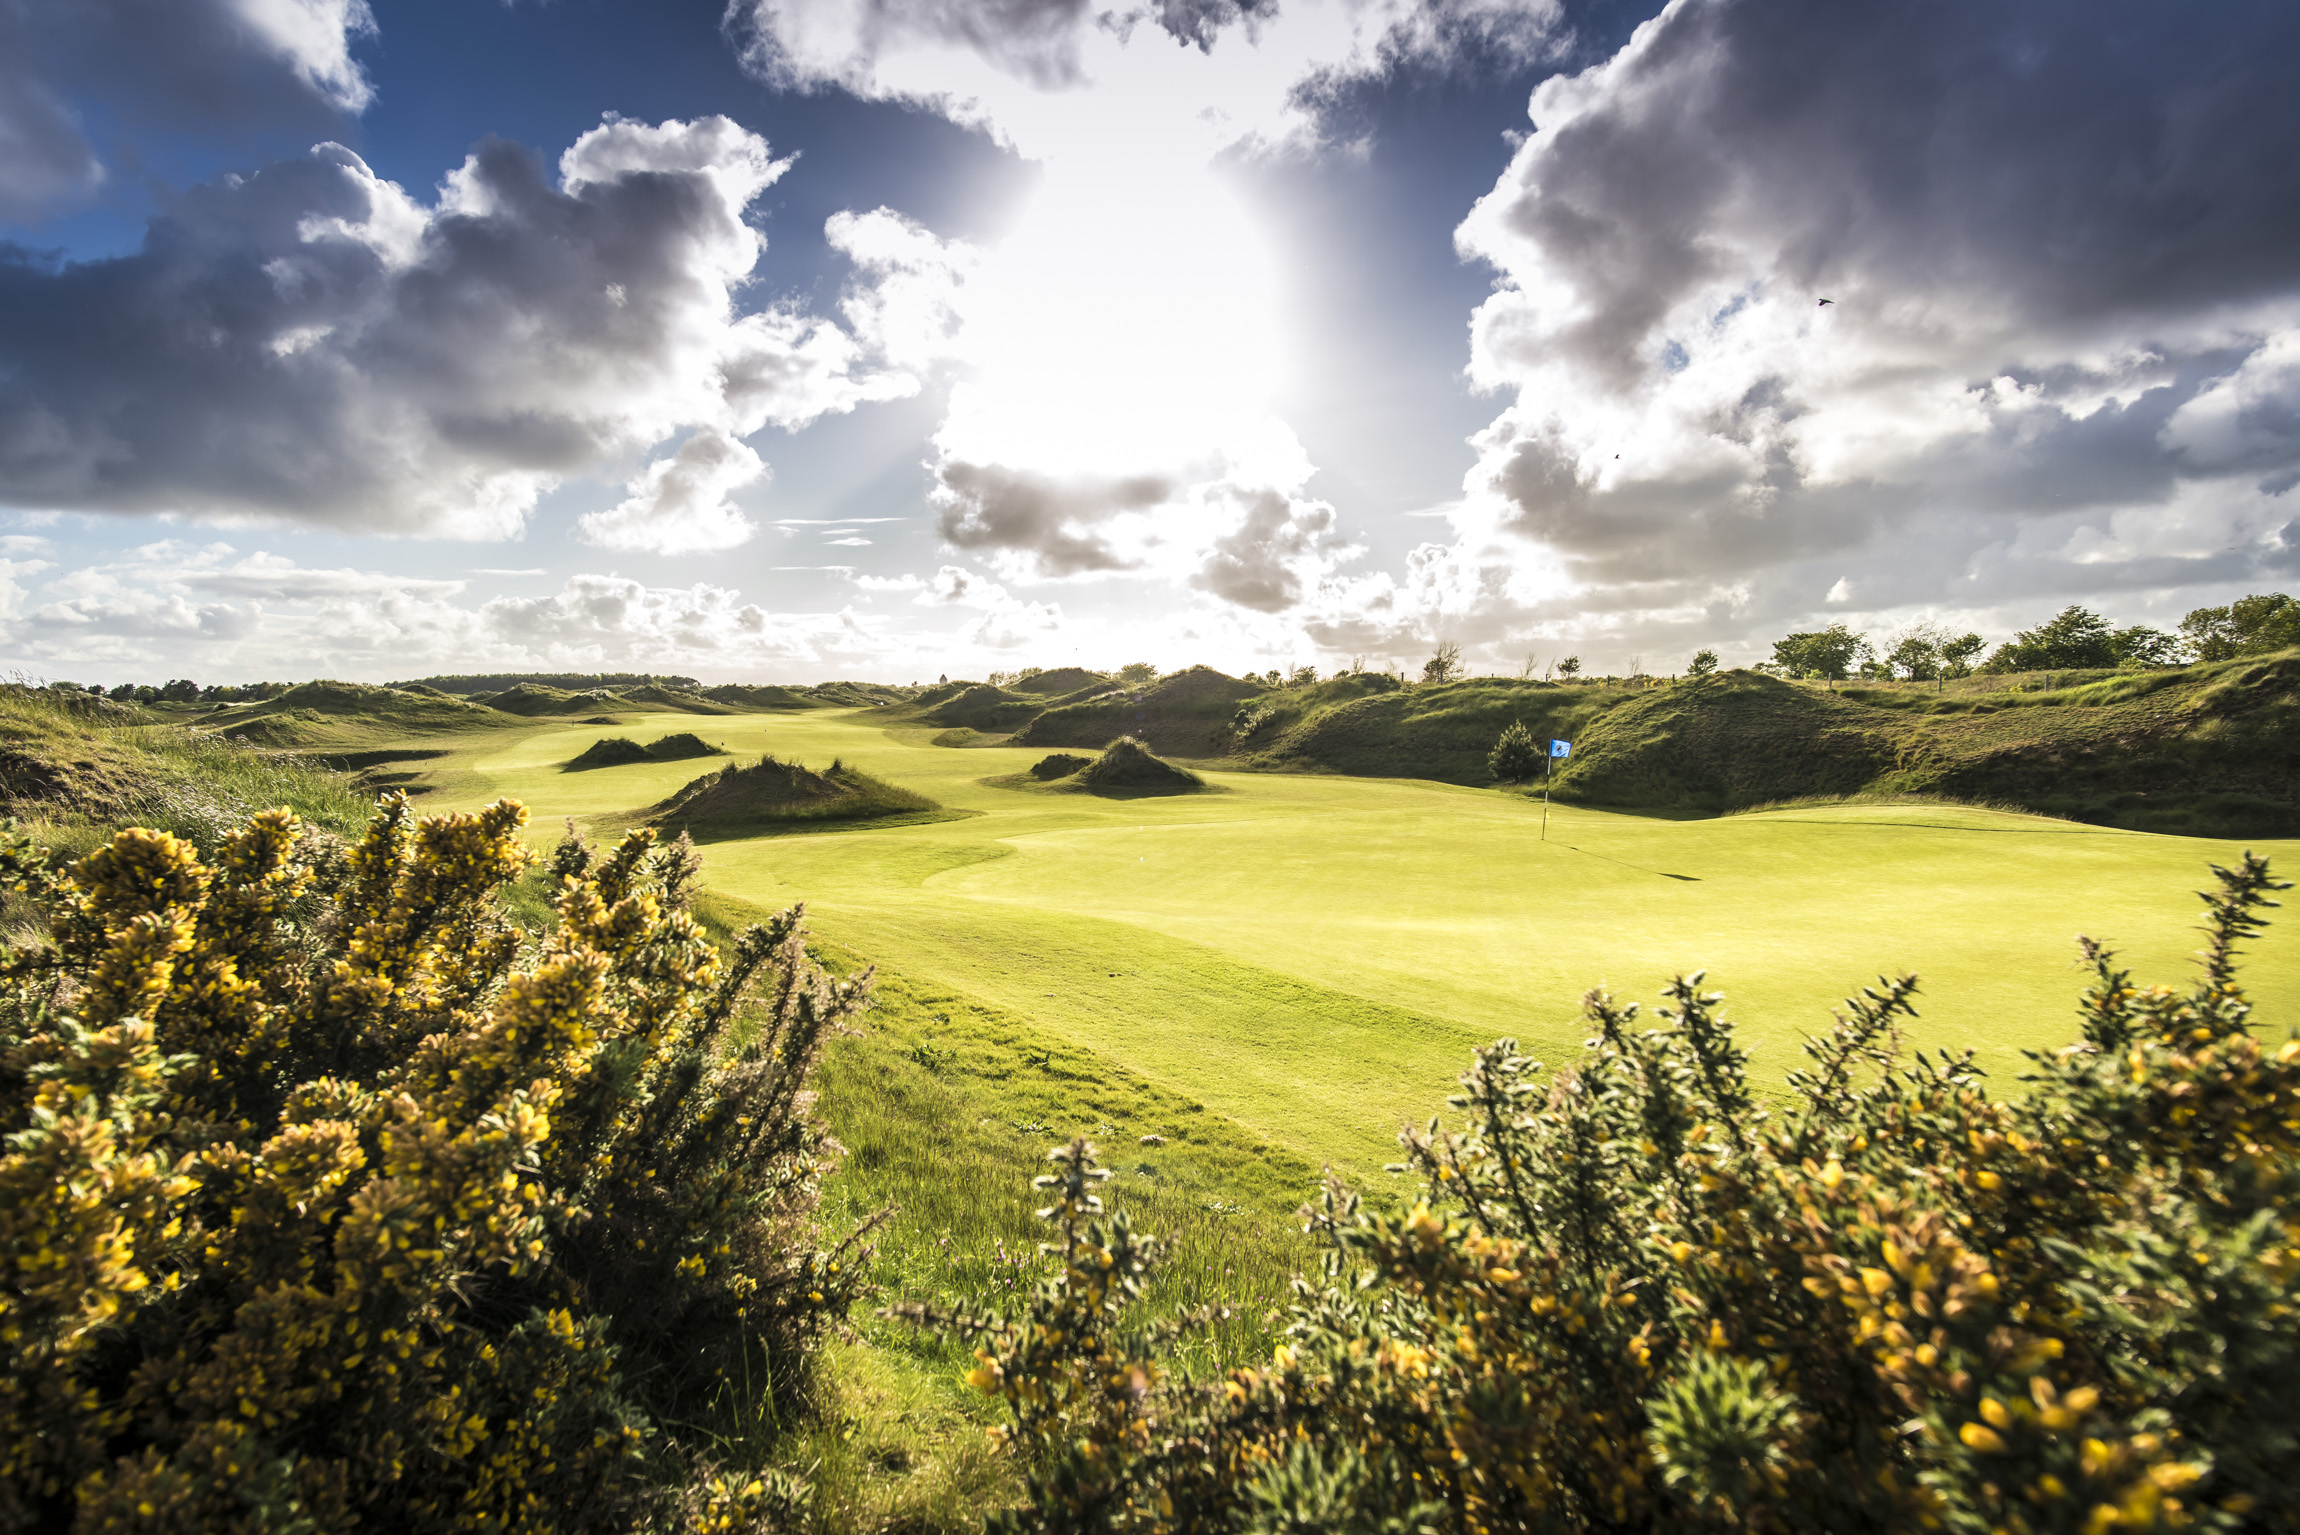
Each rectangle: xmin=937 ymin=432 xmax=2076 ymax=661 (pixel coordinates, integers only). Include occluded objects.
xmin=409 ymin=705 xmax=2300 ymax=1175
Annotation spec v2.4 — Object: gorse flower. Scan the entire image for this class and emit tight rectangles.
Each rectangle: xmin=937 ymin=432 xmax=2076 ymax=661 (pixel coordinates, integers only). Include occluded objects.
xmin=944 ymin=855 xmax=2296 ymax=1535
xmin=0 ymin=792 xmax=872 ymax=1532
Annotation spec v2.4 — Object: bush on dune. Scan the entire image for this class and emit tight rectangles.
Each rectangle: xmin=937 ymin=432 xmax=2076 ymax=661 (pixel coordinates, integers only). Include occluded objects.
xmin=0 ymin=792 xmax=873 ymax=1531
xmin=1075 ymin=737 xmax=1203 ymax=793
xmin=930 ymin=855 xmax=2300 ymax=1534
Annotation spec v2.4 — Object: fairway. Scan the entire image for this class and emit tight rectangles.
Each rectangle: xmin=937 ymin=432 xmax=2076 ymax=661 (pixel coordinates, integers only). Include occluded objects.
xmin=423 ymin=707 xmax=2300 ymax=1174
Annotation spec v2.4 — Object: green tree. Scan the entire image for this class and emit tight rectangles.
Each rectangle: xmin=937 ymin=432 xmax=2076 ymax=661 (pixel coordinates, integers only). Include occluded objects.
xmin=1982 ymin=605 xmax=2118 ymax=671
xmin=157 ymin=677 xmax=200 ymax=702
xmin=2109 ymin=624 xmax=2182 ymax=668
xmin=1769 ymin=623 xmax=1866 ymax=681
xmin=1686 ymin=649 xmax=1720 ymax=679
xmin=2179 ymin=593 xmax=2300 ymax=661
xmin=1116 ymin=661 xmax=1159 ymax=685
xmin=1488 ymin=719 xmax=1544 ymax=782
xmin=1422 ymin=641 xmax=1464 ymax=685
xmin=1556 ymin=654 xmax=1583 ymax=679
xmin=1940 ymin=632 xmax=1985 ymax=678
xmin=1884 ymin=632 xmax=1941 ymax=680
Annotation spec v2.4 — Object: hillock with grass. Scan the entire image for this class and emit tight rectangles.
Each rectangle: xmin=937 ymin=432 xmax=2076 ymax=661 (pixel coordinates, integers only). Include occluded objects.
xmin=0 ymin=684 xmax=369 ymax=850
xmin=702 ymin=683 xmax=820 ymax=710
xmin=480 ymin=681 xmax=632 ymax=716
xmin=1011 ymin=665 xmax=1260 ymax=758
xmin=566 ymin=732 xmax=726 ymax=771
xmin=223 ymin=679 xmax=508 ymax=736
xmin=1233 ymin=653 xmax=2300 ymax=836
xmin=920 ymin=683 xmax=1046 ymax=733
xmin=1073 ymin=736 xmax=1205 ymax=793
xmin=1009 ymin=666 xmax=1109 ymax=695
xmin=650 ymin=753 xmax=948 ymax=838
xmin=614 ymin=684 xmax=740 ymax=714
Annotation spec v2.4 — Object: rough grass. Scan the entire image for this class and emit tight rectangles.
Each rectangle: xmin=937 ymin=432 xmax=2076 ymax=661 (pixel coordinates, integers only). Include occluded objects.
xmin=0 ymin=686 xmax=371 ymax=853
xmin=1073 ymin=736 xmax=1205 ymax=794
xmin=1239 ymin=656 xmax=2300 ymax=836
xmin=650 ymin=755 xmax=952 ymax=842
xmin=679 ymin=892 xmax=1322 ymax=1528
xmin=1010 ymin=665 xmax=1260 ymax=759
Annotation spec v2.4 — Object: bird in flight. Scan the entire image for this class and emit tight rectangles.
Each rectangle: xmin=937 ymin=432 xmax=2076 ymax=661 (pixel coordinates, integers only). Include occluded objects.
xmin=1818 ymin=298 xmax=1835 ymax=306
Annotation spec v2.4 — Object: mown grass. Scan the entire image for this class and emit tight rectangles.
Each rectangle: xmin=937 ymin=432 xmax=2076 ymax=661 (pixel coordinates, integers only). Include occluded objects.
xmin=397 ymin=704 xmax=2300 ymax=1176
xmin=688 ymin=891 xmax=1319 ymax=1530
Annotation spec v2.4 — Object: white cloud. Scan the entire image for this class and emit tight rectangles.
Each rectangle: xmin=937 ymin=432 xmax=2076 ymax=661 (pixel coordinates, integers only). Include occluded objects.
xmin=1321 ymin=0 xmax=2300 ymax=666
xmin=579 ymin=428 xmax=767 ymax=554
xmin=728 ymin=0 xmax=1562 ymax=623
xmin=0 ymin=117 xmax=919 ymax=545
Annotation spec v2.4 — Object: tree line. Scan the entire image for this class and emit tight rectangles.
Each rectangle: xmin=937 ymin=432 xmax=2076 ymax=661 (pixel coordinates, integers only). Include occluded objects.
xmin=1764 ymin=591 xmax=2299 ymax=683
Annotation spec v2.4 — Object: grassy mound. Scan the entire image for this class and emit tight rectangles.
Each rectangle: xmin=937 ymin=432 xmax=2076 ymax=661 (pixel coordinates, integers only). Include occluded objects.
xmin=482 ymin=682 xmax=631 ymax=716
xmin=922 ymin=684 xmax=1044 ymax=733
xmin=614 ymin=684 xmax=739 ymax=714
xmin=1013 ymin=665 xmax=1259 ymax=758
xmin=809 ymin=681 xmax=909 ymax=707
xmin=912 ymin=680 xmax=981 ymax=708
xmin=1074 ymin=736 xmax=1205 ymax=794
xmin=702 ymin=683 xmax=820 ymax=711
xmin=1029 ymin=752 xmax=1095 ymax=780
xmin=0 ymin=686 xmax=368 ymax=849
xmin=228 ymin=679 xmax=505 ymax=733
xmin=1229 ymin=656 xmax=2300 ymax=836
xmin=1011 ymin=667 xmax=1110 ymax=696
xmin=566 ymin=732 xmax=725 ymax=771
xmin=650 ymin=754 xmax=944 ymax=838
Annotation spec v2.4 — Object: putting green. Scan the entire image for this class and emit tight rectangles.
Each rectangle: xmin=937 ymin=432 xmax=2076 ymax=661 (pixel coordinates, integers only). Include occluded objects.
xmin=422 ymin=708 xmax=2300 ymax=1173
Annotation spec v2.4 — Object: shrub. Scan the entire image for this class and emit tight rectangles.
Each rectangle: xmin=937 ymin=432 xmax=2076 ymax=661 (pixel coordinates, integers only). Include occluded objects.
xmin=1488 ymin=720 xmax=1544 ymax=783
xmin=0 ymin=791 xmax=873 ymax=1531
xmin=935 ymin=855 xmax=2296 ymax=1534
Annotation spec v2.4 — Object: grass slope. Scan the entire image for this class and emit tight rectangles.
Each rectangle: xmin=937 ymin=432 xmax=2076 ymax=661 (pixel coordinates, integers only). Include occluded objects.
xmin=0 ymin=686 xmax=370 ymax=851
xmin=481 ymin=682 xmax=632 ymax=717
xmin=1011 ymin=665 xmax=1259 ymax=758
xmin=701 ymin=683 xmax=820 ymax=711
xmin=1238 ymin=656 xmax=2300 ymax=835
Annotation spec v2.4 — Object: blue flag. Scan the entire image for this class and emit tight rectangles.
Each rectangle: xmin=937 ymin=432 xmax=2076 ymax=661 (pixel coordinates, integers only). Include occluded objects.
xmin=1550 ymin=739 xmax=1572 ymax=758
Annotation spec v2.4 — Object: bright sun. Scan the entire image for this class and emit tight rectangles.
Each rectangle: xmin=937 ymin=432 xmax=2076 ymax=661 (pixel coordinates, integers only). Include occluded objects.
xmin=940 ymin=153 xmax=1289 ymax=484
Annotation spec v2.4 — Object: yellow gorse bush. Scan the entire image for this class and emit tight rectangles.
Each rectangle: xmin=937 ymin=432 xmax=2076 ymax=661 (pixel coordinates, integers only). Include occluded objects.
xmin=0 ymin=792 xmax=871 ymax=1532
xmin=942 ymin=855 xmax=2298 ymax=1535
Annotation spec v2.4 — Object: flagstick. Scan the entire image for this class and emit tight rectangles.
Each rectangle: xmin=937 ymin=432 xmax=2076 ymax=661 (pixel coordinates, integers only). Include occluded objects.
xmin=1541 ymin=750 xmax=1552 ymax=841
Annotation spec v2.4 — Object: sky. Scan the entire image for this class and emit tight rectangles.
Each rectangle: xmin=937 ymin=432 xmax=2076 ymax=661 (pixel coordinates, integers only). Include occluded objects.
xmin=0 ymin=0 xmax=2294 ymax=685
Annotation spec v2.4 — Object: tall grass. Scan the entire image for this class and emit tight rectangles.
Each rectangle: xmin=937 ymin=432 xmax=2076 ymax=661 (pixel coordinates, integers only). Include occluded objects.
xmin=0 ymin=686 xmax=370 ymax=853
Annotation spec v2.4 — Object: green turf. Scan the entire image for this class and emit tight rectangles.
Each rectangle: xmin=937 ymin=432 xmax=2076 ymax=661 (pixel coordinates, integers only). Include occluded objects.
xmin=406 ymin=705 xmax=2300 ymax=1180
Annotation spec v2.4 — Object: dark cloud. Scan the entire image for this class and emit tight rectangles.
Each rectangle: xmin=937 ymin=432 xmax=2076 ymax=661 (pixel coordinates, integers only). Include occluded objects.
xmin=1486 ymin=0 xmax=2300 ymax=365
xmin=1190 ymin=487 xmax=1338 ymax=611
xmin=1429 ymin=0 xmax=2300 ymax=655
xmin=933 ymin=462 xmax=1170 ymax=576
xmin=0 ymin=118 xmax=895 ymax=538
xmin=0 ymin=0 xmax=375 ymax=224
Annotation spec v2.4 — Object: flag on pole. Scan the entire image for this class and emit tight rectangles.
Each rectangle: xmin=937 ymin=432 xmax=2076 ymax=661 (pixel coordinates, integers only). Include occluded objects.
xmin=1550 ymin=739 xmax=1572 ymax=758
